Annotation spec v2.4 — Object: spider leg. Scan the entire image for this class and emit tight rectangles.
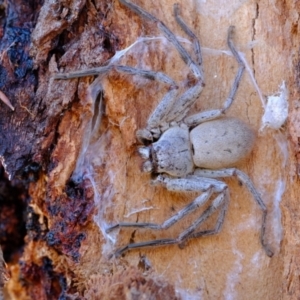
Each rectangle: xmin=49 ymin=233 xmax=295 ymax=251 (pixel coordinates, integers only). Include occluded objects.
xmin=106 ymin=188 xmax=214 ymax=233
xmin=184 ymin=26 xmax=246 ymax=127
xmin=162 ymin=3 xmax=204 ymax=124
xmin=194 ymin=168 xmax=274 ymax=257
xmin=162 ymin=83 xmax=204 ymax=124
xmin=224 ymin=26 xmax=246 ymax=112
xmin=55 ymin=63 xmax=180 ymax=141
xmin=119 ymin=0 xmax=204 ymax=128
xmin=111 ymin=190 xmax=228 ymax=258
xmin=177 ymin=189 xmax=229 ymax=247
xmin=173 ymin=4 xmax=202 ymax=69
xmin=54 ymin=65 xmax=176 ymax=87
xmin=55 ymin=64 xmax=180 ymax=137
xmin=116 ymin=66 xmax=179 ymax=138
xmin=153 ymin=174 xmax=227 ymax=193
xmin=55 ymin=63 xmax=180 ymax=140
xmin=107 ymin=174 xmax=228 ymax=233
xmin=107 ymin=174 xmax=228 ymax=256
xmin=54 ymin=65 xmax=112 ymax=79
xmin=119 ymin=0 xmax=202 ymax=81
xmin=189 ymin=195 xmax=228 ymax=239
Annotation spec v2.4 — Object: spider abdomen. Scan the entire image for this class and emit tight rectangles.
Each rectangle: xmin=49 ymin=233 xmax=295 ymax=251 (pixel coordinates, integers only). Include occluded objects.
xmin=190 ymin=117 xmax=256 ymax=169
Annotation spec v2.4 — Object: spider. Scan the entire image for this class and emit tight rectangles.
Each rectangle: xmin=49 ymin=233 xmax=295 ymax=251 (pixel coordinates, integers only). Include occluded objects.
xmin=55 ymin=0 xmax=273 ymax=258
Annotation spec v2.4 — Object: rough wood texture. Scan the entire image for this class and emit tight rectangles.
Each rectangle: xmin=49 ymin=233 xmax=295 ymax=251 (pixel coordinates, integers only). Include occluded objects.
xmin=1 ymin=0 xmax=299 ymax=298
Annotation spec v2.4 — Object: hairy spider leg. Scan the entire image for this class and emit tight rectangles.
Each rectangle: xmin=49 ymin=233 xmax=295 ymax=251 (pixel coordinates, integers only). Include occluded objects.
xmin=111 ymin=187 xmax=229 ymax=258
xmin=173 ymin=3 xmax=202 ymax=67
xmin=184 ymin=26 xmax=246 ymax=127
xmin=194 ymin=168 xmax=273 ymax=257
xmin=119 ymin=0 xmax=204 ymax=130
xmin=106 ymin=175 xmax=229 ymax=257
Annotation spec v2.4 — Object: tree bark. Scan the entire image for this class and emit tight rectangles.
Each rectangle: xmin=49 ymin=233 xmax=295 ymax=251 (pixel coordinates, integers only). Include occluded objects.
xmin=1 ymin=0 xmax=299 ymax=299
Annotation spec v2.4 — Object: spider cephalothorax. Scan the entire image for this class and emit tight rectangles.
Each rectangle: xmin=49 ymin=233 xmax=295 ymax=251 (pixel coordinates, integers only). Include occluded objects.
xmin=139 ymin=125 xmax=194 ymax=177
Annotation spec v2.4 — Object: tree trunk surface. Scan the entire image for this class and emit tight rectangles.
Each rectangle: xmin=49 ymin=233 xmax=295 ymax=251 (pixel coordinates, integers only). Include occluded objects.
xmin=0 ymin=0 xmax=299 ymax=299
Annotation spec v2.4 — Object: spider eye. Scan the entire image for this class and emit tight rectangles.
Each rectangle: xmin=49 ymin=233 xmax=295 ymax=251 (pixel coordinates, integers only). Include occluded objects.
xmin=142 ymin=161 xmax=153 ymax=173
xmin=138 ymin=147 xmax=150 ymax=159
xmin=136 ymin=129 xmax=153 ymax=145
